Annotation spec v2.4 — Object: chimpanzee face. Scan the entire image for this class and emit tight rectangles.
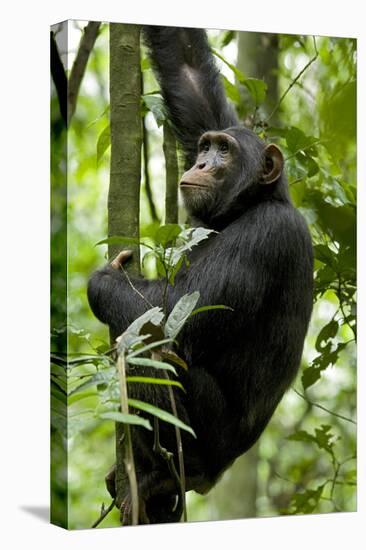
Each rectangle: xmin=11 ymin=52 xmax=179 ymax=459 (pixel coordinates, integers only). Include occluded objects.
xmin=179 ymin=128 xmax=284 ymax=223
xmin=179 ymin=131 xmax=243 ymax=218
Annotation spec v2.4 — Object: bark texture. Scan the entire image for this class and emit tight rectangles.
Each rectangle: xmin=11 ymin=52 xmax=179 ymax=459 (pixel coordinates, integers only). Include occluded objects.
xmin=108 ymin=23 xmax=142 ymax=520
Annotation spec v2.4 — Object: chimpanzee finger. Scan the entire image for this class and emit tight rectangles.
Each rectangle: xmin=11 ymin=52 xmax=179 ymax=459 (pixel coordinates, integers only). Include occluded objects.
xmin=110 ymin=250 xmax=133 ymax=269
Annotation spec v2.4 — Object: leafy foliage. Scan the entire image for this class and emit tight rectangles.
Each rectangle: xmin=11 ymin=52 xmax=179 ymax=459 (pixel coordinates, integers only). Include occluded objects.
xmin=57 ymin=24 xmax=356 ymax=527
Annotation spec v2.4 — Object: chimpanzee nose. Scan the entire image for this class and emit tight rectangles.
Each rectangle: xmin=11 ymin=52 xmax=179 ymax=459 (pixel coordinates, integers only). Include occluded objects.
xmin=197 ymin=162 xmax=206 ymax=170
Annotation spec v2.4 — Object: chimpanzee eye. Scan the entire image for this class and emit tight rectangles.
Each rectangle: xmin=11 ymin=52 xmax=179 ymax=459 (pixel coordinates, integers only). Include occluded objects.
xmin=201 ymin=140 xmax=210 ymax=152
xmin=219 ymin=141 xmax=229 ymax=153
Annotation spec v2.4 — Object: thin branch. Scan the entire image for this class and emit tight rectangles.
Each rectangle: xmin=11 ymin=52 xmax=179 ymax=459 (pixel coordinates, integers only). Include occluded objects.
xmin=91 ymin=499 xmax=116 ymax=528
xmin=117 ymin=353 xmax=139 ymax=525
xmin=293 ymin=388 xmax=356 ymax=425
xmin=121 ymin=264 xmax=154 ymax=310
xmin=153 ymin=417 xmax=182 ymax=497
xmin=50 ymin=31 xmax=67 ymax=125
xmin=143 ymin=116 xmax=159 ymax=222
xmin=142 ymin=71 xmax=159 ymax=223
xmin=163 ymin=122 xmax=179 ymax=224
xmin=68 ymin=22 xmax=101 ymax=125
xmin=166 ymin=377 xmax=187 ymax=521
xmin=267 ymin=36 xmax=318 ymax=122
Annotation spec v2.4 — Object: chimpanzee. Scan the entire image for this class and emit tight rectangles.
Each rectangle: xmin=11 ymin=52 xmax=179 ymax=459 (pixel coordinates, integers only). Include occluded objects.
xmin=87 ymin=26 xmax=313 ymax=524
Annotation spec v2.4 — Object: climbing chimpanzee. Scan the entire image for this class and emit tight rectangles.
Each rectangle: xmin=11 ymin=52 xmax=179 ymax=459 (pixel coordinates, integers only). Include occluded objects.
xmin=87 ymin=26 xmax=313 ymax=524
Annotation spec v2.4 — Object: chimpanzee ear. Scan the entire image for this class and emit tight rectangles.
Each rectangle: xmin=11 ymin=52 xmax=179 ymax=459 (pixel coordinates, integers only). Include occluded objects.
xmin=260 ymin=144 xmax=284 ymax=185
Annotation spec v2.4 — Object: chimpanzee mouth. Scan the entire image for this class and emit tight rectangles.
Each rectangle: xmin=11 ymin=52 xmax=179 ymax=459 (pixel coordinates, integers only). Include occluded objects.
xmin=180 ymin=181 xmax=208 ymax=189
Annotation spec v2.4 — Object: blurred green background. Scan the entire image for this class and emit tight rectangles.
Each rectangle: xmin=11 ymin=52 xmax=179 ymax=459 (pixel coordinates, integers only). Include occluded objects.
xmin=51 ymin=22 xmax=356 ymax=528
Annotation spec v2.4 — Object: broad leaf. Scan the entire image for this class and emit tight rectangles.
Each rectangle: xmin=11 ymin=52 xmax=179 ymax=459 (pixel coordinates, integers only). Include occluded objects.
xmin=127 ymin=376 xmax=184 ymax=391
xmin=212 ymin=49 xmax=246 ymax=83
xmin=154 ymin=224 xmax=182 ymax=246
xmin=68 ymin=371 xmax=114 ymax=396
xmin=142 ymin=94 xmax=166 ymax=127
xmin=127 ymin=337 xmax=174 ymax=359
xmin=128 ymin=398 xmax=196 ymax=437
xmin=99 ymin=411 xmax=152 ymax=430
xmin=191 ymin=304 xmax=234 ymax=316
xmin=96 ymin=124 xmax=110 ymax=164
xmin=165 ymin=292 xmax=200 ymax=339
xmin=127 ymin=356 xmax=178 ymax=376
xmin=243 ymin=78 xmax=267 ymax=105
xmin=95 ymin=235 xmax=140 ymax=247
xmin=315 ymin=320 xmax=338 ymax=352
xmin=290 ymin=485 xmax=325 ymax=514
xmin=117 ymin=307 xmax=164 ymax=352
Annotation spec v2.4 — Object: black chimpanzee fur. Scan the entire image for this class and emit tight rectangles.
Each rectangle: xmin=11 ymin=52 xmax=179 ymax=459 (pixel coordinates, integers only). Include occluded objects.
xmin=87 ymin=26 xmax=313 ymax=524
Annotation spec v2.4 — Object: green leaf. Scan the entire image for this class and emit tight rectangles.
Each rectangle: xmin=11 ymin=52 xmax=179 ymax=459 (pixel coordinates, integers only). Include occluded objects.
xmin=95 ymin=235 xmax=140 ymax=247
xmin=314 ymin=424 xmax=336 ymax=454
xmin=190 ymin=304 xmax=234 ymax=316
xmin=160 ymin=350 xmax=188 ymax=371
xmin=212 ymin=49 xmax=246 ymax=83
xmin=142 ymin=94 xmax=166 ymax=126
xmin=86 ymin=104 xmax=110 ymax=128
xmin=96 ymin=124 xmax=110 ymax=164
xmin=68 ymin=371 xmax=114 ymax=396
xmin=321 ymin=81 xmax=356 ymax=157
xmin=221 ymin=75 xmax=241 ymax=105
xmin=154 ymin=224 xmax=182 ymax=246
xmin=302 ymin=342 xmax=347 ymax=389
xmin=127 ymin=376 xmax=184 ymax=391
xmin=117 ymin=307 xmax=164 ymax=352
xmin=243 ymin=78 xmax=267 ymax=105
xmin=68 ymin=390 xmax=98 ymax=406
xmin=140 ymin=57 xmax=151 ymax=71
xmin=128 ymin=398 xmax=196 ymax=437
xmin=314 ymin=244 xmax=335 ymax=266
xmin=99 ymin=411 xmax=152 ymax=430
xmin=127 ymin=356 xmax=177 ymax=376
xmin=127 ymin=338 xmax=174 ymax=359
xmin=290 ymin=485 xmax=325 ymax=514
xmin=289 ymin=425 xmax=336 ymax=457
xmin=168 ymin=227 xmax=215 ymax=266
xmin=301 ymin=365 xmax=324 ymax=390
xmin=296 ymin=152 xmax=319 ymax=177
xmin=220 ymin=30 xmax=236 ymax=47
xmin=315 ymin=319 xmax=339 ymax=352
xmin=165 ymin=292 xmax=200 ymax=339
xmin=285 ymin=126 xmax=318 ymax=154
xmin=168 ymin=255 xmax=184 ymax=286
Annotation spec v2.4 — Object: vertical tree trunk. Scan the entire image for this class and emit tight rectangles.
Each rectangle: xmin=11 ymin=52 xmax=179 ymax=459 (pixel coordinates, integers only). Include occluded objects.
xmin=163 ymin=122 xmax=179 ymax=224
xmin=208 ymin=443 xmax=259 ymax=520
xmin=108 ymin=22 xmax=142 ymax=522
xmin=237 ymin=32 xmax=279 ymax=117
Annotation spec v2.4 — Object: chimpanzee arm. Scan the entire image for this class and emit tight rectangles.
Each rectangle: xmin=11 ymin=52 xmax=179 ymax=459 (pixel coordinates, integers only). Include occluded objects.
xmin=88 ymin=216 xmax=267 ymax=340
xmin=143 ymin=27 xmax=239 ymax=166
xmin=87 ymin=264 xmax=164 ymax=337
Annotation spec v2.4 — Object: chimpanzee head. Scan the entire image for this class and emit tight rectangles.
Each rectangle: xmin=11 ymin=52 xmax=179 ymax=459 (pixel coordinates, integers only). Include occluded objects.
xmin=179 ymin=126 xmax=288 ymax=228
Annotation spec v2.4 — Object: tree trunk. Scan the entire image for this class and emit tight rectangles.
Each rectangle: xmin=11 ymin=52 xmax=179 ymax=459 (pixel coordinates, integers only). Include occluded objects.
xmin=208 ymin=443 xmax=259 ymax=520
xmin=237 ymin=32 xmax=279 ymax=118
xmin=163 ymin=122 xmax=179 ymax=224
xmin=108 ymin=22 xmax=142 ymax=521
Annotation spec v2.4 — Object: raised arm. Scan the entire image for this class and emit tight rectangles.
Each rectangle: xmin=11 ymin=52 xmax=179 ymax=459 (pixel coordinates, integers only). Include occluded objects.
xmin=143 ymin=26 xmax=239 ymax=167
